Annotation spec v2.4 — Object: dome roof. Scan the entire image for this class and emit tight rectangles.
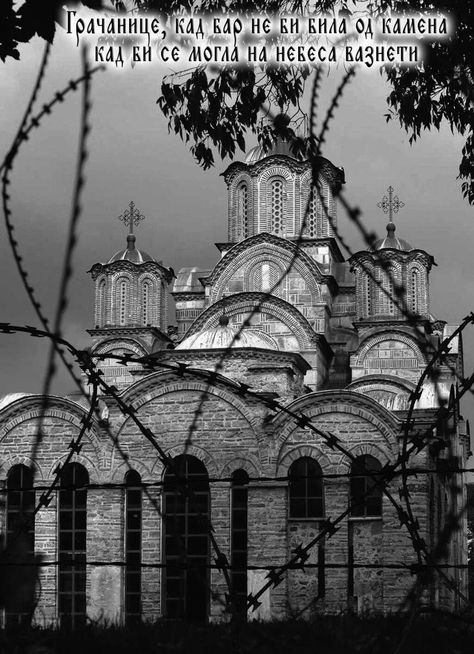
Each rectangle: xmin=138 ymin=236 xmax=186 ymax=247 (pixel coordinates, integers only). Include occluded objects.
xmin=371 ymin=222 xmax=413 ymax=252
xmin=245 ymin=138 xmax=304 ymax=165
xmin=176 ymin=316 xmax=278 ymax=351
xmin=108 ymin=234 xmax=155 ymax=264
xmin=0 ymin=392 xmax=30 ymax=411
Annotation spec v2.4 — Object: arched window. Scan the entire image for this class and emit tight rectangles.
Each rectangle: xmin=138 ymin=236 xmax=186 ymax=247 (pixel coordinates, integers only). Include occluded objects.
xmin=306 ymin=187 xmax=318 ymax=237
xmin=58 ymin=463 xmax=88 ymax=629
xmin=411 ymin=269 xmax=420 ymax=313
xmin=125 ymin=470 xmax=142 ymax=623
xmin=6 ymin=465 xmax=35 ymax=626
xmin=163 ymin=455 xmax=210 ymax=621
xmin=142 ymin=281 xmax=151 ymax=326
xmin=366 ymin=277 xmax=373 ymax=316
xmin=231 ymin=470 xmax=248 ymax=615
xmin=378 ymin=268 xmax=395 ymax=315
xmin=350 ymin=455 xmax=382 ymax=517
xmin=270 ymin=179 xmax=284 ymax=234
xmin=97 ymin=279 xmax=106 ymax=328
xmin=119 ymin=279 xmax=129 ymax=325
xmin=237 ymin=183 xmax=248 ymax=240
xmin=288 ymin=457 xmax=324 ymax=519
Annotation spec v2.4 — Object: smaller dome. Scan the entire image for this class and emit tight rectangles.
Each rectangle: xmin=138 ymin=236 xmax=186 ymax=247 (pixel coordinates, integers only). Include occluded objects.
xmin=0 ymin=392 xmax=30 ymax=411
xmin=108 ymin=234 xmax=155 ymax=264
xmin=371 ymin=222 xmax=413 ymax=252
xmin=176 ymin=324 xmax=278 ymax=351
xmin=245 ymin=138 xmax=304 ymax=165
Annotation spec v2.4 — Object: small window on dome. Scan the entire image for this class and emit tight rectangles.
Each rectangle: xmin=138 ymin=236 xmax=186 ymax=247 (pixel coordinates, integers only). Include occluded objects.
xmin=142 ymin=280 xmax=152 ymax=326
xmin=411 ymin=269 xmax=420 ymax=314
xmin=119 ymin=280 xmax=129 ymax=325
xmin=270 ymin=179 xmax=284 ymax=235
xmin=97 ymin=279 xmax=106 ymax=327
xmin=237 ymin=183 xmax=248 ymax=240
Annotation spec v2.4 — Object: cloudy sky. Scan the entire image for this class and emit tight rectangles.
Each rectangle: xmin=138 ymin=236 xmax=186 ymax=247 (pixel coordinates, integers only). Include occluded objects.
xmin=1 ymin=18 xmax=473 ymax=468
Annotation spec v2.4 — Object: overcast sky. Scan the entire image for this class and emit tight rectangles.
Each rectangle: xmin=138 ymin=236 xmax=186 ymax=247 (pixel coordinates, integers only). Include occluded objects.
xmin=1 ymin=25 xmax=473 ymax=474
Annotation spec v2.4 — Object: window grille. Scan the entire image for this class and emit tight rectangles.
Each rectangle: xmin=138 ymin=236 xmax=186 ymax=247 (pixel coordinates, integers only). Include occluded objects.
xmin=271 ymin=179 xmax=284 ymax=234
xmin=5 ymin=465 xmax=35 ymax=627
xmin=237 ymin=183 xmax=248 ymax=239
xmin=119 ymin=280 xmax=128 ymax=325
xmin=350 ymin=455 xmax=382 ymax=517
xmin=163 ymin=455 xmax=210 ymax=621
xmin=58 ymin=463 xmax=88 ymax=629
xmin=125 ymin=470 xmax=142 ymax=622
xmin=288 ymin=457 xmax=324 ymax=519
xmin=231 ymin=470 xmax=248 ymax=615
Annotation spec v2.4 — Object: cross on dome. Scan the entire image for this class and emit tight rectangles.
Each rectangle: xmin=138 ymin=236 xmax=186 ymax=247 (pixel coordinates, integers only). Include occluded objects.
xmin=377 ymin=186 xmax=405 ymax=224
xmin=117 ymin=201 xmax=146 ymax=235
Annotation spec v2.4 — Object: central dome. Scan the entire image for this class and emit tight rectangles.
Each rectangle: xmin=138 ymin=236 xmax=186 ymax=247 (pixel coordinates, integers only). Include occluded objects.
xmin=371 ymin=222 xmax=413 ymax=252
xmin=245 ymin=138 xmax=304 ymax=165
xmin=108 ymin=234 xmax=155 ymax=264
xmin=177 ymin=319 xmax=278 ymax=351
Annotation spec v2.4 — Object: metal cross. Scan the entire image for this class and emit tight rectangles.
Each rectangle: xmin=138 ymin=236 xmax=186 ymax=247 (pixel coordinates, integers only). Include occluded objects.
xmin=377 ymin=186 xmax=405 ymax=223
xmin=117 ymin=201 xmax=146 ymax=234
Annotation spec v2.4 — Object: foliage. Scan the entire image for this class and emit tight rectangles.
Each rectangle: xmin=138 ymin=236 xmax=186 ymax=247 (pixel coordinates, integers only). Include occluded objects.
xmin=1 ymin=1 xmax=473 ymax=202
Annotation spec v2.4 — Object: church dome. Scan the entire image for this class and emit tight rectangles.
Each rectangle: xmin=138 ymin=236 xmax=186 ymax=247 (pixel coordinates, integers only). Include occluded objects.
xmin=108 ymin=234 xmax=155 ymax=264
xmin=371 ymin=222 xmax=413 ymax=252
xmin=245 ymin=138 xmax=304 ymax=164
xmin=0 ymin=392 xmax=30 ymax=411
xmin=176 ymin=316 xmax=278 ymax=351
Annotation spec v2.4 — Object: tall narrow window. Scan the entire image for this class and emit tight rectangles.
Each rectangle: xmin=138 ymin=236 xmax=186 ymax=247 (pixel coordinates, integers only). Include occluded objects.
xmin=5 ymin=465 xmax=35 ymax=627
xmin=163 ymin=455 xmax=210 ymax=621
xmin=271 ymin=179 xmax=283 ymax=234
xmin=378 ymin=269 xmax=394 ymax=315
xmin=231 ymin=470 xmax=248 ymax=616
xmin=58 ymin=463 xmax=88 ymax=629
xmin=366 ymin=277 xmax=373 ymax=316
xmin=125 ymin=470 xmax=142 ymax=623
xmin=288 ymin=457 xmax=324 ymax=519
xmin=97 ymin=279 xmax=106 ymax=328
xmin=350 ymin=455 xmax=382 ymax=517
xmin=411 ymin=269 xmax=419 ymax=314
xmin=142 ymin=281 xmax=151 ymax=326
xmin=237 ymin=183 xmax=248 ymax=240
xmin=306 ymin=187 xmax=318 ymax=237
xmin=119 ymin=280 xmax=128 ymax=325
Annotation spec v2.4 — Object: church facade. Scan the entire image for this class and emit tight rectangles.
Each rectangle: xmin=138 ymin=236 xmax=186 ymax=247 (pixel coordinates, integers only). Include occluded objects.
xmin=0 ymin=142 xmax=469 ymax=626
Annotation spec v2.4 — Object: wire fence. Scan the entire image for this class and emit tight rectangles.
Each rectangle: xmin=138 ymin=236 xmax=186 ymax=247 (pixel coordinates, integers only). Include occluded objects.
xmin=0 ymin=28 xmax=473 ymax=654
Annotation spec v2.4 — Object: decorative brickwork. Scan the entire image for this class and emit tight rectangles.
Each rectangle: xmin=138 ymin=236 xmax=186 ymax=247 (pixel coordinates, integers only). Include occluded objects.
xmin=0 ymin=144 xmax=467 ymax=624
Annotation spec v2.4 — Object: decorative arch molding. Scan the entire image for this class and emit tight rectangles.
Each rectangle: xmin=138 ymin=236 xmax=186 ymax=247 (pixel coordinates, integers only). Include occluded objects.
xmin=0 ymin=395 xmax=103 ymax=456
xmin=205 ymin=232 xmax=325 ymax=298
xmin=47 ymin=452 xmax=101 ymax=484
xmin=272 ymin=390 xmax=400 ymax=455
xmin=120 ymin=372 xmax=262 ymax=435
xmin=152 ymin=444 xmax=219 ymax=479
xmin=220 ymin=455 xmax=261 ymax=479
xmin=335 ymin=442 xmax=393 ymax=477
xmin=185 ymin=292 xmax=319 ymax=350
xmin=352 ymin=330 xmax=427 ymax=368
xmin=258 ymin=165 xmax=294 ymax=185
xmin=90 ymin=259 xmax=173 ymax=282
xmin=0 ymin=456 xmax=43 ymax=482
xmin=90 ymin=337 xmax=149 ymax=358
xmin=110 ymin=458 xmax=153 ymax=483
xmin=230 ymin=171 xmax=252 ymax=188
xmin=211 ymin=247 xmax=321 ymax=303
xmin=348 ymin=374 xmax=417 ymax=394
xmin=277 ymin=445 xmax=333 ymax=476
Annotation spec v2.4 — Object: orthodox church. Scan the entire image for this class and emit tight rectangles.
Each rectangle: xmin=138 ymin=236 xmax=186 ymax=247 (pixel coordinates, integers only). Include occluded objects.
xmin=0 ymin=141 xmax=469 ymax=626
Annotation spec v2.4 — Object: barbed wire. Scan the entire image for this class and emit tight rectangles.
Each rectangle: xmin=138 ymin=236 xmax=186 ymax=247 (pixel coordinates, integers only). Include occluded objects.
xmin=0 ymin=38 xmax=472 ymax=654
